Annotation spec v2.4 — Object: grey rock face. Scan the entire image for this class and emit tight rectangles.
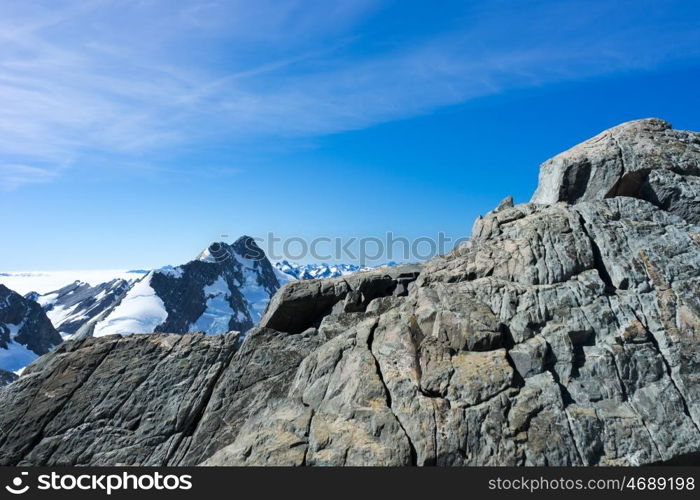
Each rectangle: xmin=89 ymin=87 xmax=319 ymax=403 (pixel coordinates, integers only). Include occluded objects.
xmin=1 ymin=119 xmax=699 ymax=466
xmin=531 ymin=118 xmax=700 ymax=224
xmin=0 ymin=285 xmax=62 ymax=373
xmin=0 ymin=333 xmax=239 ymax=466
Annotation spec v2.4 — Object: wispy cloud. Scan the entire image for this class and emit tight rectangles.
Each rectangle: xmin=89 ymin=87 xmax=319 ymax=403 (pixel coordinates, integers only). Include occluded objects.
xmin=1 ymin=0 xmax=699 ymax=187
xmin=0 ymin=164 xmax=60 ymax=190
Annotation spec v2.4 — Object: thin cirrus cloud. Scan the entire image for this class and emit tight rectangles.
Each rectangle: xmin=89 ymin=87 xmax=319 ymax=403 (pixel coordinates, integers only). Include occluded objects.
xmin=0 ymin=164 xmax=60 ymax=190
xmin=0 ymin=0 xmax=699 ymax=189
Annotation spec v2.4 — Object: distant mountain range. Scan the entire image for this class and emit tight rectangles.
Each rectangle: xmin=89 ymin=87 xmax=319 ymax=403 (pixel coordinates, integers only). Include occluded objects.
xmin=0 ymin=238 xmax=398 ymax=379
xmin=26 ymin=279 xmax=131 ymax=337
xmin=276 ymin=261 xmax=382 ymax=280
xmin=19 ymin=255 xmax=394 ymax=338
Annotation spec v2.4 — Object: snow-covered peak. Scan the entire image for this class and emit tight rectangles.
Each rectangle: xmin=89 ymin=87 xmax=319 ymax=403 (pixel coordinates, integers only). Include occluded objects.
xmin=0 ymin=270 xmax=143 ymax=295
xmin=196 ymin=242 xmax=228 ymax=263
xmin=156 ymin=265 xmax=184 ymax=279
xmin=77 ymin=236 xmax=281 ymax=339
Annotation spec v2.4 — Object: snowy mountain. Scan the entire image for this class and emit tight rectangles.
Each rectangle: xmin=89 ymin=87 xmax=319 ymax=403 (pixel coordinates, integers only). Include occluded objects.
xmin=74 ymin=237 xmax=282 ymax=338
xmin=274 ymin=260 xmax=398 ymax=280
xmin=0 ymin=269 xmax=147 ymax=295
xmin=0 ymin=284 xmax=62 ymax=379
xmin=27 ymin=279 xmax=131 ymax=336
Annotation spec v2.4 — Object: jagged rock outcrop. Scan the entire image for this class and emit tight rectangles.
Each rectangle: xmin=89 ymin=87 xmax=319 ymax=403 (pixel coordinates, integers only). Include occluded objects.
xmin=0 ymin=118 xmax=698 ymax=466
xmin=531 ymin=118 xmax=700 ymax=224
xmin=260 ymin=264 xmax=421 ymax=334
xmin=0 ymin=285 xmax=62 ymax=377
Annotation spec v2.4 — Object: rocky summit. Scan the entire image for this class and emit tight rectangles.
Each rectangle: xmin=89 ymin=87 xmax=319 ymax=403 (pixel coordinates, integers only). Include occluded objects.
xmin=0 ymin=118 xmax=698 ymax=466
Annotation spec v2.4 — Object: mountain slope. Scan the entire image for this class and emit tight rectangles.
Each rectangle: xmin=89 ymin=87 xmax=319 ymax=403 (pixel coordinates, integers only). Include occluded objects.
xmin=27 ymin=279 xmax=131 ymax=336
xmin=1 ymin=119 xmax=698 ymax=466
xmin=0 ymin=270 xmax=147 ymax=295
xmin=76 ymin=236 xmax=281 ymax=338
xmin=0 ymin=284 xmax=62 ymax=377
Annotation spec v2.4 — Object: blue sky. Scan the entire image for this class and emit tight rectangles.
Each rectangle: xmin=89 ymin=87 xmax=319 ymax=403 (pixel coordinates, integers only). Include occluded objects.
xmin=1 ymin=0 xmax=699 ymax=269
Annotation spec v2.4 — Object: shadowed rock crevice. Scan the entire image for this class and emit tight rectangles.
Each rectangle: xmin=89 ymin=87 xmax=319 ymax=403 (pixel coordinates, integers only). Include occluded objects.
xmin=367 ymin=321 xmax=419 ymax=465
xmin=575 ymin=213 xmax=616 ymax=294
xmin=604 ymin=168 xmax=651 ymax=199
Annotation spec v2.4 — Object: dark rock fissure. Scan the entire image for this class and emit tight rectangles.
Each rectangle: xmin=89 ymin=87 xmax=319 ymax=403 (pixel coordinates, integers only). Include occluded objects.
xmin=576 ymin=213 xmax=616 ymax=294
xmin=163 ymin=342 xmax=240 ymax=465
xmin=301 ymin=407 xmax=314 ymax=467
xmin=366 ymin=322 xmax=418 ymax=466
xmin=644 ymin=327 xmax=700 ymax=433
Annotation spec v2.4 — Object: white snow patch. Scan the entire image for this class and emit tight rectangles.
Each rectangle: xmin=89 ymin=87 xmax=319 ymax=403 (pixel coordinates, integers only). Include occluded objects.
xmin=273 ymin=265 xmax=297 ymax=284
xmin=234 ymin=254 xmax=272 ymax=322
xmin=157 ymin=266 xmax=184 ymax=279
xmin=0 ymin=320 xmax=38 ymax=373
xmin=189 ymin=276 xmax=235 ymax=335
xmin=45 ymin=302 xmax=84 ymax=329
xmin=35 ymin=292 xmax=59 ymax=307
xmin=92 ymin=272 xmax=167 ymax=337
xmin=196 ymin=248 xmax=217 ymax=263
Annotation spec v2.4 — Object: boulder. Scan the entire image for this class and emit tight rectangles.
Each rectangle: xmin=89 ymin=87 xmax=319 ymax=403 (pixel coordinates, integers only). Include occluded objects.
xmin=531 ymin=118 xmax=700 ymax=224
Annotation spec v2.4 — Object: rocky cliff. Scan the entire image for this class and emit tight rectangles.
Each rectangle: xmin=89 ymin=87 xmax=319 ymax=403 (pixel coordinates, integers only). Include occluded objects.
xmin=0 ymin=118 xmax=698 ymax=466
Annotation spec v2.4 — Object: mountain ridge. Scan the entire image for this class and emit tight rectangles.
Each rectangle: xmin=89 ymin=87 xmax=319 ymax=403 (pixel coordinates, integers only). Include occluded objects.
xmin=74 ymin=236 xmax=281 ymax=338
